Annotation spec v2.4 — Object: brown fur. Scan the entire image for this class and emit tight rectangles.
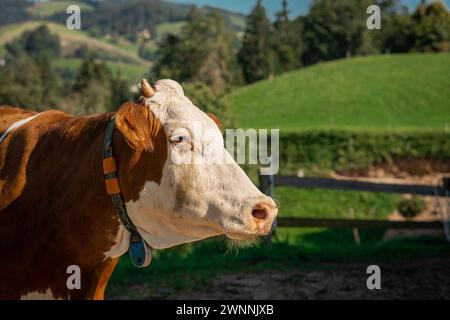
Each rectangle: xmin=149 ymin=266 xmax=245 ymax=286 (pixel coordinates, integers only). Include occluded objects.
xmin=0 ymin=103 xmax=167 ymax=299
xmin=207 ymin=112 xmax=223 ymax=133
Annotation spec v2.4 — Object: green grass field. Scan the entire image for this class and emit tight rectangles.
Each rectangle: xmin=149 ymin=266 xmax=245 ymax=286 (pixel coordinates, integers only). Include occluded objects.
xmin=276 ymin=188 xmax=399 ymax=219
xmin=228 ymin=53 xmax=450 ymax=132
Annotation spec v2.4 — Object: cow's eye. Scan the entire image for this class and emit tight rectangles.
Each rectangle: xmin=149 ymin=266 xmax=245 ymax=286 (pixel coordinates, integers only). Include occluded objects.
xmin=170 ymin=134 xmax=188 ymax=144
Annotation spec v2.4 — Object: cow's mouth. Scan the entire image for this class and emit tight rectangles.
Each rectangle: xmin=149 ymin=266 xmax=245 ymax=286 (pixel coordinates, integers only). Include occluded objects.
xmin=223 ymin=218 xmax=275 ymax=242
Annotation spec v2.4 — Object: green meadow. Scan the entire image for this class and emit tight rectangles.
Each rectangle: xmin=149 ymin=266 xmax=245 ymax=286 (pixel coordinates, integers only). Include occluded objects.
xmin=228 ymin=53 xmax=450 ymax=132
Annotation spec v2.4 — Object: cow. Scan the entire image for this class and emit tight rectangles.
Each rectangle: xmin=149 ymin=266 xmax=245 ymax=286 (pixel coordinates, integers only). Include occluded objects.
xmin=0 ymin=79 xmax=277 ymax=300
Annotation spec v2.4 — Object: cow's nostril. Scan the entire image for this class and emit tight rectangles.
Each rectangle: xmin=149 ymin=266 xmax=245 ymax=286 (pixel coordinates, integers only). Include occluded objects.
xmin=252 ymin=207 xmax=267 ymax=220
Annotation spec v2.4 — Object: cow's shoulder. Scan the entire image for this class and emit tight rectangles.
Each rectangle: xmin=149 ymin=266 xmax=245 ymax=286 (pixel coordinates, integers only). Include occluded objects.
xmin=0 ymin=107 xmax=72 ymax=211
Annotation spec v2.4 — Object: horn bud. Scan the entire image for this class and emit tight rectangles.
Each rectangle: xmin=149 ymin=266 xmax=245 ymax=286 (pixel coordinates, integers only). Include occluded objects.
xmin=140 ymin=79 xmax=154 ymax=98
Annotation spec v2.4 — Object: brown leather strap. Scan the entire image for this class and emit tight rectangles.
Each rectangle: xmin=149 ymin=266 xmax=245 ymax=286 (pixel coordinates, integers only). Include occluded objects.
xmin=105 ymin=177 xmax=120 ymax=195
xmin=102 ymin=157 xmax=117 ymax=175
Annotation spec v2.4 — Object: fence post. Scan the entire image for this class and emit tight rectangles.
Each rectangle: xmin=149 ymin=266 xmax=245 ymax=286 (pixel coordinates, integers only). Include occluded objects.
xmin=259 ymin=166 xmax=276 ymax=247
xmin=442 ymin=177 xmax=450 ymax=242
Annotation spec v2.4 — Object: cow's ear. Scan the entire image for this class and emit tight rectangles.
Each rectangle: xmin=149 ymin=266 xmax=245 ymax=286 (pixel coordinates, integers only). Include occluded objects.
xmin=207 ymin=112 xmax=223 ymax=134
xmin=115 ymin=102 xmax=160 ymax=151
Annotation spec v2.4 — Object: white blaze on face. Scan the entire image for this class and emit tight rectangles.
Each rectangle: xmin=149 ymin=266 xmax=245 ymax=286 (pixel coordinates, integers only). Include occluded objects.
xmin=114 ymin=80 xmax=277 ymax=251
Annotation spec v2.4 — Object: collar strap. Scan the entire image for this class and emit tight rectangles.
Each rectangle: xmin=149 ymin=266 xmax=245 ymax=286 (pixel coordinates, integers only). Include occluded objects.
xmin=102 ymin=116 xmax=151 ymax=267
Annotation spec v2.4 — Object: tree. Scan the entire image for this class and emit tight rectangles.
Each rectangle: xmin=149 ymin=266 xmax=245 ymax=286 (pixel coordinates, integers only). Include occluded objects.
xmin=194 ymin=10 xmax=241 ymax=92
xmin=71 ymin=54 xmax=129 ymax=114
xmin=153 ymin=8 xmax=240 ymax=92
xmin=35 ymin=55 xmax=61 ymax=108
xmin=0 ymin=54 xmax=45 ymax=110
xmin=0 ymin=25 xmax=64 ymax=110
xmin=379 ymin=14 xmax=414 ymax=53
xmin=301 ymin=0 xmax=372 ymax=66
xmin=375 ymin=0 xmax=411 ymax=53
xmin=73 ymin=54 xmax=112 ymax=92
xmin=152 ymin=34 xmax=186 ymax=80
xmin=238 ymin=0 xmax=274 ymax=83
xmin=110 ymin=72 xmax=131 ymax=109
xmin=272 ymin=0 xmax=301 ymax=74
xmin=379 ymin=1 xmax=450 ymax=53
xmin=5 ymin=25 xmax=61 ymax=61
xmin=410 ymin=1 xmax=450 ymax=52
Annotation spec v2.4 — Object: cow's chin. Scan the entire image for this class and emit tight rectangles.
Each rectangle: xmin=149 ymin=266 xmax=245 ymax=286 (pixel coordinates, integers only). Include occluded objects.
xmin=224 ymin=232 xmax=260 ymax=249
xmin=224 ymin=235 xmax=260 ymax=250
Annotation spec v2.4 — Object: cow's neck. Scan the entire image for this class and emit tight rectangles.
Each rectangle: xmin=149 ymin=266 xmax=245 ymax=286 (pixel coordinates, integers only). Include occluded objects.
xmin=6 ymin=112 xmax=152 ymax=299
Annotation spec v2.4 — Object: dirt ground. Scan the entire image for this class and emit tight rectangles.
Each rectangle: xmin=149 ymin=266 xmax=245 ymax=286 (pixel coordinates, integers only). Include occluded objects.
xmin=108 ymin=257 xmax=450 ymax=300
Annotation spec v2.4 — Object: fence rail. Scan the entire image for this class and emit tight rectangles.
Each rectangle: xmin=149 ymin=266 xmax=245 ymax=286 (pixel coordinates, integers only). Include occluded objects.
xmin=259 ymin=175 xmax=450 ymax=239
xmin=274 ymin=176 xmax=449 ymax=196
xmin=277 ymin=217 xmax=443 ymax=229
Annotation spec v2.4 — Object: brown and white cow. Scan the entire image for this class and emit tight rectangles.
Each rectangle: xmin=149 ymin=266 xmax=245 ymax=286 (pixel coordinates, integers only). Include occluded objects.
xmin=0 ymin=79 xmax=277 ymax=300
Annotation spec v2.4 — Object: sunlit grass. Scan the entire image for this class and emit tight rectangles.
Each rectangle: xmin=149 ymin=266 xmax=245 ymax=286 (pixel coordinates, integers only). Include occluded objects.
xmin=228 ymin=53 xmax=450 ymax=132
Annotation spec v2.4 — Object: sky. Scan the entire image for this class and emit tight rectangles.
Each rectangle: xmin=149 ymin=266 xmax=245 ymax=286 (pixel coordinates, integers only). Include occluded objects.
xmin=167 ymin=0 xmax=450 ymax=19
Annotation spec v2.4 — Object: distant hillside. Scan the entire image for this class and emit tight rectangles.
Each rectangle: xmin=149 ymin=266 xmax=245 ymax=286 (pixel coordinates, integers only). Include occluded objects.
xmin=36 ymin=0 xmax=239 ymax=39
xmin=228 ymin=53 xmax=450 ymax=132
xmin=0 ymin=21 xmax=150 ymax=67
xmin=0 ymin=0 xmax=192 ymax=39
xmin=32 ymin=0 xmax=245 ymax=38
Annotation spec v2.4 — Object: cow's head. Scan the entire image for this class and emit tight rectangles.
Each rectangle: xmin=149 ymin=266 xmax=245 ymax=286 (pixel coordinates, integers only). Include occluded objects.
xmin=112 ymin=79 xmax=277 ymax=251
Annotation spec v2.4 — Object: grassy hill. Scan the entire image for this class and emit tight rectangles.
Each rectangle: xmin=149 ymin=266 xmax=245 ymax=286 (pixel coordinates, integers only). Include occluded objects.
xmin=228 ymin=53 xmax=450 ymax=132
xmin=0 ymin=21 xmax=150 ymax=67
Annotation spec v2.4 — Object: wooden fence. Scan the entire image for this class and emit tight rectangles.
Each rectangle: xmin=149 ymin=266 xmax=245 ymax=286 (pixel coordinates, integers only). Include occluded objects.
xmin=259 ymin=175 xmax=450 ymax=235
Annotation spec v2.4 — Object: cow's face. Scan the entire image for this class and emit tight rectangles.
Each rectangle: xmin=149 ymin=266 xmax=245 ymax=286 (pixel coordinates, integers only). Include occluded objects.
xmin=119 ymin=80 xmax=277 ymax=249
